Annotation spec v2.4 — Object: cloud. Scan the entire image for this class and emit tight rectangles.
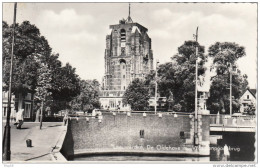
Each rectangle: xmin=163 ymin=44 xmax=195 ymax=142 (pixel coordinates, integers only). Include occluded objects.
xmin=34 ymin=9 xmax=103 ymax=81
xmin=149 ymin=6 xmax=256 ymax=88
xmin=152 ymin=8 xmax=173 ymax=21
xmin=37 ymin=9 xmax=94 ymax=32
xmin=216 ymin=3 xmax=257 ymax=21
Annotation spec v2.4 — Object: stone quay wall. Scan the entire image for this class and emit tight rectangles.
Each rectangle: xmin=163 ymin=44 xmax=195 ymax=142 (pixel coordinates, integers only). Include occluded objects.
xmin=62 ymin=113 xmax=210 ymax=158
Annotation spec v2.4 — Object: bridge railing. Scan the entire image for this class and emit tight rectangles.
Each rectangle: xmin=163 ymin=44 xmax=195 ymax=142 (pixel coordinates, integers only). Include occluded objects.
xmin=67 ymin=109 xmax=194 ymax=117
xmin=210 ymin=114 xmax=256 ymax=127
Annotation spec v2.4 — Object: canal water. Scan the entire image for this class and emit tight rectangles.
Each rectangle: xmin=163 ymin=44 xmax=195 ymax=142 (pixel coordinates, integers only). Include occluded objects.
xmin=74 ymin=133 xmax=255 ymax=162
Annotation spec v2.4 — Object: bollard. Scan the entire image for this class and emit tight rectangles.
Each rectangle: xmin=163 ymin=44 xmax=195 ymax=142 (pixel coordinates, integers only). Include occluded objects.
xmin=26 ymin=139 xmax=32 ymax=147
xmin=143 ymin=113 xmax=147 ymax=117
xmin=216 ymin=112 xmax=220 ymax=124
xmin=127 ymin=112 xmax=131 ymax=117
xmin=232 ymin=118 xmax=237 ymax=125
xmin=158 ymin=113 xmax=162 ymax=118
xmin=174 ymin=113 xmax=178 ymax=118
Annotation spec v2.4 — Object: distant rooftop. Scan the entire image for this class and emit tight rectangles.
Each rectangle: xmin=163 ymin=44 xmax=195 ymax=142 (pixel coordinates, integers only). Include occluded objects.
xmin=249 ymin=89 xmax=256 ymax=98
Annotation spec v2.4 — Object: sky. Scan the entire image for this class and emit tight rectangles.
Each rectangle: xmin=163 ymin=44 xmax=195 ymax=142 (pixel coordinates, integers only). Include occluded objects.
xmin=2 ymin=2 xmax=257 ymax=89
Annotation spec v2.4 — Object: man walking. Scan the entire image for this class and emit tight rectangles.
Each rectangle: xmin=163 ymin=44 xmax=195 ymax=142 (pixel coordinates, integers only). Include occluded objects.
xmin=14 ymin=109 xmax=24 ymax=129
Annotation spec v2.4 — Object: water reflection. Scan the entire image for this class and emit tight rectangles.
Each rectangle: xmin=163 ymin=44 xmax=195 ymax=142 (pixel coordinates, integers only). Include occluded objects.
xmin=210 ymin=132 xmax=255 ymax=161
xmin=74 ymin=155 xmax=210 ymax=162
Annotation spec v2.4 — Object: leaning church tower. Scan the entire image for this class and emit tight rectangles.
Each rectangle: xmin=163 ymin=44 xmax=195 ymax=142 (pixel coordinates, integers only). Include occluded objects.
xmin=100 ymin=4 xmax=154 ymax=110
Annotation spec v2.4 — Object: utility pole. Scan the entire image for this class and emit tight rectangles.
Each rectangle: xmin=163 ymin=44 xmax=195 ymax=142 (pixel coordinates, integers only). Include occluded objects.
xmin=40 ymin=99 xmax=44 ymax=129
xmin=3 ymin=2 xmax=17 ymax=161
xmin=154 ymin=60 xmax=159 ymax=114
xmin=194 ymin=27 xmax=199 ymax=146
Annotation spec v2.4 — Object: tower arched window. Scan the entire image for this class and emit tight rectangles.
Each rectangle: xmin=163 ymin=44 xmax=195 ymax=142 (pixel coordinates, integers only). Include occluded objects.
xmin=120 ymin=29 xmax=126 ymax=43
xmin=120 ymin=29 xmax=126 ymax=50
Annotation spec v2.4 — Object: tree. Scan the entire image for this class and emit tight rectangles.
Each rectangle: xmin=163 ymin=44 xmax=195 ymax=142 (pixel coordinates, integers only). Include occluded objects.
xmin=3 ymin=21 xmax=52 ymax=94
xmin=123 ymin=78 xmax=150 ymax=111
xmin=3 ymin=21 xmax=81 ymax=115
xmin=206 ymin=42 xmax=248 ymax=114
xmin=145 ymin=41 xmax=207 ymax=112
xmin=34 ymin=61 xmax=52 ymax=127
xmin=71 ymin=79 xmax=100 ymax=113
xmin=48 ymin=62 xmax=80 ymax=112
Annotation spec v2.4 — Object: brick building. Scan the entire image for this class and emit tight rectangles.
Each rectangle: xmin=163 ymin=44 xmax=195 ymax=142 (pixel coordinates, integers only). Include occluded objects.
xmin=100 ymin=7 xmax=154 ymax=110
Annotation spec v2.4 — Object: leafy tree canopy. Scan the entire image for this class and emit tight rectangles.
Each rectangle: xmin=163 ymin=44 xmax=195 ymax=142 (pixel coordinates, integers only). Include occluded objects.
xmin=70 ymin=79 xmax=100 ymax=112
xmin=207 ymin=42 xmax=248 ymax=114
xmin=145 ymin=41 xmax=207 ymax=112
xmin=3 ymin=21 xmax=81 ymax=114
xmin=123 ymin=78 xmax=150 ymax=111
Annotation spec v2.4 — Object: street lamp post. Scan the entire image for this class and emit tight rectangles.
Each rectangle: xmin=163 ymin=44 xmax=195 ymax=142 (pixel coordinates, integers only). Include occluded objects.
xmin=154 ymin=60 xmax=159 ymax=114
xmin=3 ymin=2 xmax=17 ymax=161
xmin=230 ymin=65 xmax=232 ymax=116
xmin=194 ymin=27 xmax=199 ymax=146
xmin=229 ymin=64 xmax=236 ymax=116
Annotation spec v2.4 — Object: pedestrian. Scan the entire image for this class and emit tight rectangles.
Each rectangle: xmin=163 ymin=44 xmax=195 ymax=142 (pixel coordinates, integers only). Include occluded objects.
xmin=10 ymin=108 xmax=16 ymax=123
xmin=63 ymin=110 xmax=68 ymax=126
xmin=92 ymin=108 xmax=97 ymax=117
xmin=15 ymin=109 xmax=24 ymax=129
xmin=117 ymin=105 xmax=120 ymax=113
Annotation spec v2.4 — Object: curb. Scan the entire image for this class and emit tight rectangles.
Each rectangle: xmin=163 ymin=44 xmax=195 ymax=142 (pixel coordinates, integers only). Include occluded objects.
xmin=50 ymin=125 xmax=68 ymax=162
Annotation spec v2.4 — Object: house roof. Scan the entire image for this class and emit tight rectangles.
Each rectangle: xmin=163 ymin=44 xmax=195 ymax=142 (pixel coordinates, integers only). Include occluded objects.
xmin=249 ymin=89 xmax=256 ymax=98
xmin=241 ymin=88 xmax=256 ymax=99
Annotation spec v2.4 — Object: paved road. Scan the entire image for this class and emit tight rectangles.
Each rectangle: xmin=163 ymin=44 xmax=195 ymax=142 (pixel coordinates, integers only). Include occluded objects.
xmin=2 ymin=121 xmax=65 ymax=162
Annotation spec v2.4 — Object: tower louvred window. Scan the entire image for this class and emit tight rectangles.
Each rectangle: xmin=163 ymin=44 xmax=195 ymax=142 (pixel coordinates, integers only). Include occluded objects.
xmin=120 ymin=29 xmax=126 ymax=42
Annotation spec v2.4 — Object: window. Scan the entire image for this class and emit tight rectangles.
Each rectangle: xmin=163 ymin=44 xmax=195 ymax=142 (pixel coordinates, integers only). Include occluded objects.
xmin=3 ymin=107 xmax=6 ymax=116
xmin=247 ymin=95 xmax=250 ymax=99
xmin=24 ymin=103 xmax=31 ymax=118
xmin=120 ymin=29 xmax=126 ymax=50
xmin=140 ymin=130 xmax=144 ymax=138
xmin=123 ymin=75 xmax=125 ymax=78
xmin=120 ymin=29 xmax=126 ymax=42
xmin=180 ymin=131 xmax=185 ymax=139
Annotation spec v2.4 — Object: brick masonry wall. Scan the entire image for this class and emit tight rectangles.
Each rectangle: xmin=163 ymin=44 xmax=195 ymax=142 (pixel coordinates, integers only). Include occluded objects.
xmin=68 ymin=113 xmax=210 ymax=152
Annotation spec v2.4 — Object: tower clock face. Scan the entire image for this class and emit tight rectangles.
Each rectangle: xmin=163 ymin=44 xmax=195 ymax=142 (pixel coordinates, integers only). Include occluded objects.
xmin=121 ymin=42 xmax=126 ymax=47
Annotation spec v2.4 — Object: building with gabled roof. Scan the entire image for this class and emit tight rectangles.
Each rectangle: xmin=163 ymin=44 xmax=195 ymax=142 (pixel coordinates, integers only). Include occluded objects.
xmin=239 ymin=88 xmax=256 ymax=114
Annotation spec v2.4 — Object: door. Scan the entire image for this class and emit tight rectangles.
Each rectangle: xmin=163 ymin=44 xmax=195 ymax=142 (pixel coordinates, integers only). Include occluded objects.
xmin=24 ymin=103 xmax=31 ymax=118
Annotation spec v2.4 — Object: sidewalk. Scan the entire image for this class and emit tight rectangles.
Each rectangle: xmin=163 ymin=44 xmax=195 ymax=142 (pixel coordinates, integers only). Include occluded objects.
xmin=2 ymin=121 xmax=66 ymax=162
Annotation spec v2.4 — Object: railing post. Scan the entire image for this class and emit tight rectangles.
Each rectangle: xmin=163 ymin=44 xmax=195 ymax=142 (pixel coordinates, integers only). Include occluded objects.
xmin=216 ymin=112 xmax=220 ymax=124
